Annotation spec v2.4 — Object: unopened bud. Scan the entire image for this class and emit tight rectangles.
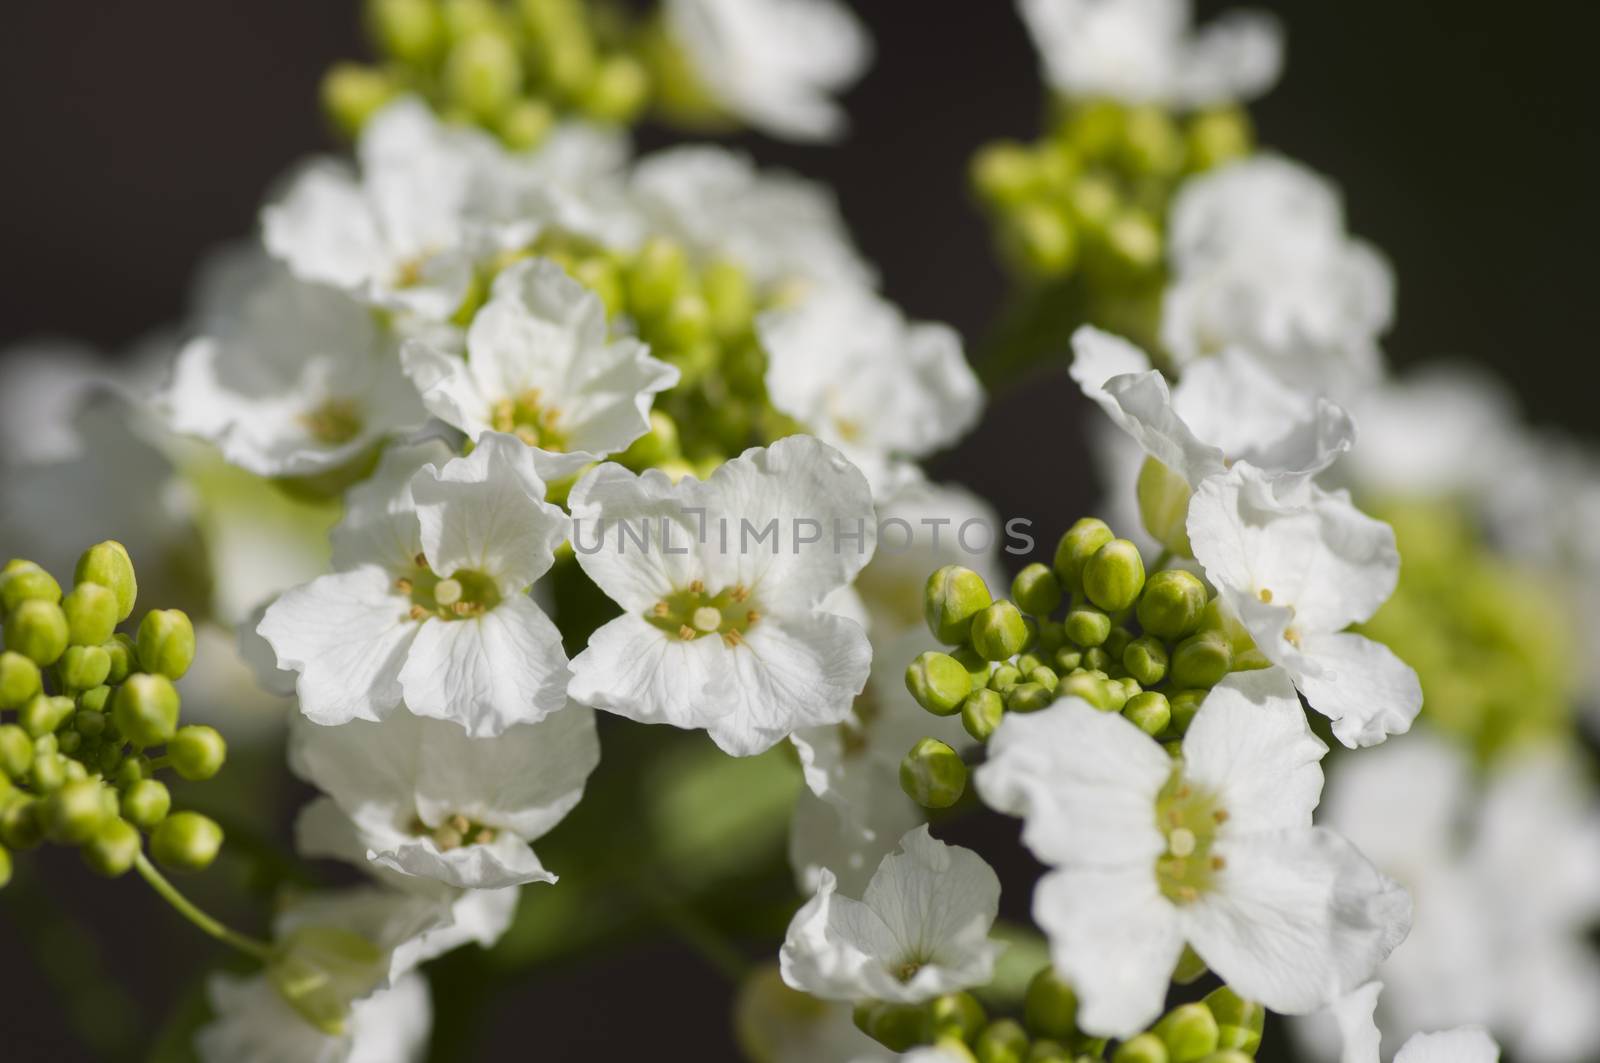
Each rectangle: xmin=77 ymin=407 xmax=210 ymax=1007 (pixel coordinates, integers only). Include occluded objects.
xmin=930 ymin=991 xmax=988 ymax=1042
xmin=1029 ymin=666 xmax=1060 ymax=693
xmin=1052 ymin=647 xmax=1082 ymax=673
xmin=1123 ymin=636 xmax=1169 ymax=686
xmin=322 ymin=63 xmax=400 ymax=138
xmin=853 ymin=1000 xmax=932 ymax=1052
xmin=1023 ymin=966 xmax=1078 ymax=1041
xmin=971 ymin=141 xmax=1041 ymax=207
xmin=103 ymin=634 xmax=137 ymax=684
xmin=924 ymin=565 xmax=995 ymax=645
xmin=0 ymin=725 xmax=32 ymax=779
xmin=269 ymin=925 xmax=387 ymax=1035
xmin=367 ymin=0 xmax=446 ymax=65
xmin=1005 ymin=203 xmax=1078 ymax=278
xmin=1137 ymin=570 xmax=1207 ymax=642
xmin=907 ymin=652 xmax=974 ymax=718
xmin=1058 ymin=672 xmax=1110 ymax=710
xmin=1064 ymin=605 xmax=1111 ymax=648
xmin=59 ymin=645 xmax=111 ymax=693
xmin=1052 ymin=518 xmax=1113 ymax=592
xmin=1169 ymin=690 xmax=1207 ymax=734
xmin=43 ymin=779 xmax=108 ymax=844
xmin=974 ymin=1017 xmax=1030 ymax=1063
xmin=82 ymin=817 xmax=140 ymax=877
xmin=444 ymin=30 xmax=522 ymax=119
xmin=1112 ymin=1033 xmax=1170 ymax=1063
xmin=113 ymin=674 xmax=180 ymax=747
xmin=1136 ymin=458 xmax=1195 ymax=559
xmin=0 ymin=796 xmax=43 ymax=850
xmin=75 ymin=541 xmax=138 ymax=621
xmin=626 ymin=238 xmax=689 ymax=322
xmin=988 ymin=663 xmax=1022 ymax=693
xmin=137 ymin=609 xmax=195 ymax=680
xmin=0 ymin=651 xmax=41 ymax=709
xmin=5 ymin=599 xmax=70 ymax=666
xmin=1120 ymin=106 xmax=1184 ymax=177
xmin=971 ymin=601 xmax=1029 ymax=661
xmin=900 ymin=738 xmax=967 ymax=809
xmin=1036 ymin=620 xmax=1066 ymax=654
xmin=1028 ymin=1043 xmax=1072 ymax=1062
xmin=151 ymin=811 xmax=223 ymax=872
xmin=580 ymin=54 xmax=648 ymax=123
xmin=961 ymin=689 xmax=1005 ymax=741
xmin=1203 ymin=987 xmax=1264 ymax=1054
xmin=0 ymin=560 xmax=61 ymax=613
xmin=1083 ymin=539 xmax=1146 ymax=613
xmin=20 ymin=694 xmax=74 ymax=738
xmin=1170 ymin=632 xmax=1233 ymax=689
xmin=169 ymin=726 xmax=228 ymax=781
xmin=1006 ymin=682 xmax=1054 ymax=714
xmin=1081 ymin=646 xmax=1113 ymax=674
xmin=1012 ymin=564 xmax=1063 ymax=618
xmin=121 ymin=778 xmax=171 ymax=830
xmin=0 ymin=843 xmax=10 ymax=888
xmin=1123 ymin=691 xmax=1172 ymax=736
xmin=1154 ymin=1003 xmax=1219 ymax=1063
xmin=951 ymin=644 xmax=995 ymax=688
xmin=1187 ymin=108 xmax=1253 ymax=171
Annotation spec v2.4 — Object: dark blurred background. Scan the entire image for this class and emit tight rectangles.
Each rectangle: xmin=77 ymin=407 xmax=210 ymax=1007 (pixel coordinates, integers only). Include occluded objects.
xmin=1 ymin=1 xmax=1595 ymax=1060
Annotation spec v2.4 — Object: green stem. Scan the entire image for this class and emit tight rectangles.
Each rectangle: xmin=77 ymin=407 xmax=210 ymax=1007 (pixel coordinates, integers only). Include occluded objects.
xmin=133 ymin=851 xmax=272 ymax=962
xmin=1152 ymin=548 xmax=1174 ymax=572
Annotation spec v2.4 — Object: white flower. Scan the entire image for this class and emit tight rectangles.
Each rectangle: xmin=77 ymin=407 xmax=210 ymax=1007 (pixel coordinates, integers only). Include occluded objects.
xmin=567 ymin=434 xmax=875 ymax=756
xmin=262 ymin=98 xmax=533 ymax=322
xmin=0 ymin=341 xmax=123 ymax=463
xmin=734 ymin=966 xmax=892 ymax=1063
xmin=1186 ymin=461 xmax=1422 ymax=747
xmin=166 ymin=261 xmax=425 ymax=478
xmin=401 ymin=258 xmax=678 ymax=483
xmin=665 ymin=0 xmax=871 ymax=142
xmin=780 ymin=825 xmax=1004 ymax=1003
xmin=197 ymin=971 xmax=431 ymax=1063
xmin=290 ymin=702 xmax=597 ymax=890
xmin=976 ymin=668 xmax=1411 ymax=1037
xmin=258 ymin=433 xmax=570 ymax=735
xmin=630 ymin=146 xmax=874 ymax=291
xmin=1162 ymin=156 xmax=1395 ymax=396
xmin=1333 ymin=982 xmax=1501 ymax=1063
xmin=1017 ymin=0 xmax=1282 ymax=107
xmin=760 ymin=287 xmax=983 ymax=496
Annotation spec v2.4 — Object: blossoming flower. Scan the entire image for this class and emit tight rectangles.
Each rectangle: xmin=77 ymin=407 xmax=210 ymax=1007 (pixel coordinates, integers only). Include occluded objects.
xmin=197 ymin=971 xmax=431 ymax=1063
xmin=976 ymin=668 xmax=1412 ymax=1037
xmin=760 ymin=287 xmax=984 ymax=496
xmin=780 ymin=825 xmax=1003 ymax=1003
xmin=664 ymin=0 xmax=872 ymax=142
xmin=567 ymin=434 xmax=875 ymax=756
xmin=1333 ymin=982 xmax=1501 ymax=1063
xmin=258 ymin=433 xmax=570 ymax=735
xmin=1017 ymin=0 xmax=1283 ymax=107
xmin=401 ymin=257 xmax=679 ymax=483
xmin=166 ymin=261 xmax=425 ymax=478
xmin=289 ymin=703 xmax=598 ymax=889
xmin=1186 ymin=462 xmax=1423 ymax=746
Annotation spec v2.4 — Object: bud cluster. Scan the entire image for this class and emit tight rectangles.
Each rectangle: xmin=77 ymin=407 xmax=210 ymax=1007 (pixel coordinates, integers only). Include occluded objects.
xmin=852 ymin=963 xmax=1262 ymax=1063
xmin=0 ymin=543 xmax=227 ymax=889
xmin=325 ymin=0 xmax=650 ymax=143
xmin=901 ymin=518 xmax=1261 ymax=810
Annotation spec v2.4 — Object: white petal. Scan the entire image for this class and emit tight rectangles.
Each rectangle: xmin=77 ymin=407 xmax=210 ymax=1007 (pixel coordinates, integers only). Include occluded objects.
xmin=372 ymin=832 xmax=555 ymax=890
xmin=399 ymin=340 xmax=495 ymax=438
xmin=258 ymin=567 xmax=417 ymax=725
xmin=780 ymin=869 xmax=899 ymax=1000
xmin=568 ymin=464 xmax=712 ymax=612
xmin=976 ymin=699 xmax=1170 ymax=867
xmin=567 ymin=614 xmax=724 ymax=729
xmin=1034 ymin=865 xmax=1185 ymax=1037
xmin=1184 ymin=828 xmax=1413 ymax=1016
xmin=1394 ymin=1029 xmax=1500 ymax=1063
xmin=398 ymin=594 xmax=571 ymax=735
xmin=262 ymin=160 xmax=386 ymax=292
xmin=1289 ymin=632 xmax=1421 ymax=748
xmin=288 ymin=713 xmax=421 ymax=818
xmin=1331 ymin=981 xmax=1385 ymax=1063
xmin=788 ymin=782 xmax=922 ymax=898
xmin=860 ymin=826 xmax=1002 ymax=991
xmin=330 ymin=439 xmax=448 ymax=571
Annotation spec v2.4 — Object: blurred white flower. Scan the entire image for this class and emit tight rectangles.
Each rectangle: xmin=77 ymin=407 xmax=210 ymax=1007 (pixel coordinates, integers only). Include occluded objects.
xmin=665 ymin=0 xmax=871 ymax=142
xmin=402 ymin=257 xmax=678 ymax=483
xmin=977 ymin=668 xmax=1411 ymax=1037
xmin=1017 ymin=0 xmax=1282 ymax=107
xmin=197 ymin=970 xmax=430 ymax=1063
xmin=780 ymin=825 xmax=1003 ymax=1003
xmin=1333 ymin=982 xmax=1500 ymax=1063
xmin=567 ymin=435 xmax=875 ymax=756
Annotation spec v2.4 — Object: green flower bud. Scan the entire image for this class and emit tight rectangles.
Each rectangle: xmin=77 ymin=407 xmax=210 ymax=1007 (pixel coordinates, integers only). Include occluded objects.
xmin=0 ymin=796 xmax=43 ymax=850
xmin=1058 ymin=672 xmax=1110 ymax=710
xmin=82 ymin=817 xmax=140 ymax=877
xmin=1112 ymin=1033 xmax=1170 ymax=1063
xmin=269 ymin=925 xmax=387 ymax=1036
xmin=617 ymin=409 xmax=681 ymax=471
xmin=1006 ymin=682 xmax=1054 ymax=714
xmin=1137 ymin=569 xmax=1208 ymax=640
xmin=961 ymin=689 xmax=1005 ymax=742
xmin=136 ymin=609 xmax=195 ymax=680
xmin=42 ymin=779 xmax=108 ymax=844
xmin=1004 ymin=203 xmax=1078 ymax=278
xmin=1123 ymin=691 xmax=1172 ymax=736
xmin=497 ymin=97 xmax=556 ymax=151
xmin=0 ymin=560 xmax=61 ymax=613
xmin=1062 ymin=99 xmax=1125 ymax=157
xmin=1029 ymin=666 xmax=1060 ymax=693
xmin=989 ymin=664 xmax=1022 ymax=692
xmin=1170 ymin=632 xmax=1233 ymax=689
xmin=103 ymin=633 xmax=137 ymax=684
xmin=76 ymin=540 xmax=138 ymax=618
xmin=0 ymin=651 xmax=41 ymax=709
xmin=907 ymin=651 xmax=974 ymax=717
xmin=170 ymin=725 xmax=228 ymax=782
xmin=951 ymin=644 xmax=995 ymax=688
xmin=971 ymin=141 xmax=1040 ymax=207
xmin=1169 ymin=690 xmax=1207 ymax=734
xmin=1187 ymin=108 xmax=1253 ymax=171
xmin=115 ymin=756 xmax=145 ymax=788
xmin=1052 ymin=647 xmax=1082 ymax=673
xmin=0 ymin=725 xmax=33 ymax=779
xmin=1036 ymin=620 xmax=1066 ymax=654
xmin=0 ymin=843 xmax=10 ymax=888
xmin=1052 ymin=518 xmax=1114 ymax=592
xmin=1195 ymin=1052 xmax=1251 ymax=1063
xmin=151 ymin=811 xmax=223 ymax=872
xmin=971 ymin=601 xmax=1029 ymax=661
xmin=444 ymin=30 xmax=522 ymax=119
xmin=1103 ymin=626 xmax=1132 ymax=658
xmin=1155 ymin=1003 xmax=1219 ymax=1063
xmin=1203 ymin=987 xmax=1264 ymax=1054
xmin=1016 ymin=652 xmax=1046 ymax=675
xmin=1123 ymin=636 xmax=1170 ymax=686
xmin=580 ymin=54 xmax=649 ymax=123
xmin=1083 ymin=539 xmax=1146 ymax=613
xmin=4 ymin=599 xmax=70 ymax=666
xmin=1136 ymin=457 xmax=1195 ymax=558
xmin=322 ymin=62 xmax=400 ymax=138
xmin=974 ymin=1017 xmax=1030 ymax=1063
xmin=121 ymin=779 xmax=171 ymax=830
xmin=31 ymin=751 xmax=68 ymax=792
xmin=58 ymin=730 xmax=83 ymax=755
xmin=20 ymin=694 xmax=74 ymax=738
xmin=78 ymin=684 xmax=110 ymax=714
xmin=1028 ymin=1042 xmax=1072 ymax=1062
xmin=925 ymin=566 xmax=996 ymax=645
xmin=58 ymin=645 xmax=111 ymax=692
xmin=1064 ymin=605 xmax=1112 ymax=648
xmin=74 ymin=708 xmax=106 ymax=739
xmin=853 ymin=1000 xmax=932 ymax=1052
xmin=113 ymin=674 xmax=180 ymax=747
xmin=367 ymin=0 xmax=446 ymax=65
xmin=1101 ymin=677 xmax=1136 ymax=712
xmin=930 ymin=991 xmax=988 ymax=1042
xmin=1023 ymin=966 xmax=1078 ymax=1041
xmin=1100 ymin=209 xmax=1163 ymax=274
xmin=626 ymin=237 xmax=689 ymax=321
xmin=1081 ymin=646 xmax=1113 ymax=673
xmin=1120 ymin=106 xmax=1184 ymax=176
xmin=900 ymin=738 xmax=967 ymax=809
xmin=63 ymin=582 xmax=118 ymax=647
xmin=1012 ymin=564 xmax=1064 ymax=618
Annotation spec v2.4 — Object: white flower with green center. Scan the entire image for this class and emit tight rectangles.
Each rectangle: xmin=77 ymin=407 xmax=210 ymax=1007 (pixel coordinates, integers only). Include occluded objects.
xmin=257 ymin=433 xmax=570 ymax=736
xmin=664 ymin=0 xmax=872 ymax=143
xmin=1333 ymin=982 xmax=1500 ymax=1063
xmin=760 ymin=287 xmax=984 ymax=497
xmin=1162 ymin=155 xmax=1395 ymax=396
xmin=166 ymin=260 xmax=425 ymax=478
xmin=1187 ymin=462 xmax=1423 ymax=747
xmin=567 ymin=434 xmax=875 ymax=756
xmin=288 ymin=703 xmax=597 ymax=890
xmin=779 ymin=825 xmax=1003 ymax=1003
xmin=630 ymin=147 xmax=874 ymax=291
xmin=976 ymin=668 xmax=1412 ymax=1038
xmin=1018 ymin=0 xmax=1282 ymax=107
xmin=197 ymin=970 xmax=431 ymax=1063
xmin=401 ymin=258 xmax=679 ymax=483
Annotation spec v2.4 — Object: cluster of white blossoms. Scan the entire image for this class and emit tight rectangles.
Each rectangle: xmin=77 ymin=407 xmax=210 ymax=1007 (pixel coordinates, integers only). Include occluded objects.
xmin=5 ymin=1 xmax=1599 ymax=1061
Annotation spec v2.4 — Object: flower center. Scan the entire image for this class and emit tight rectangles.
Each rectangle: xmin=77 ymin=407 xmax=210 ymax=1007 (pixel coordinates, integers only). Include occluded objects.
xmin=645 ymin=581 xmax=761 ymax=647
xmin=410 ymin=813 xmax=497 ymax=851
xmin=396 ymin=555 xmax=501 ymax=621
xmin=1154 ymin=768 xmax=1228 ymax=905
xmin=894 ymin=959 xmax=924 ymax=983
xmin=490 ymin=388 xmax=567 ymax=451
xmin=298 ymin=398 xmax=364 ymax=446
